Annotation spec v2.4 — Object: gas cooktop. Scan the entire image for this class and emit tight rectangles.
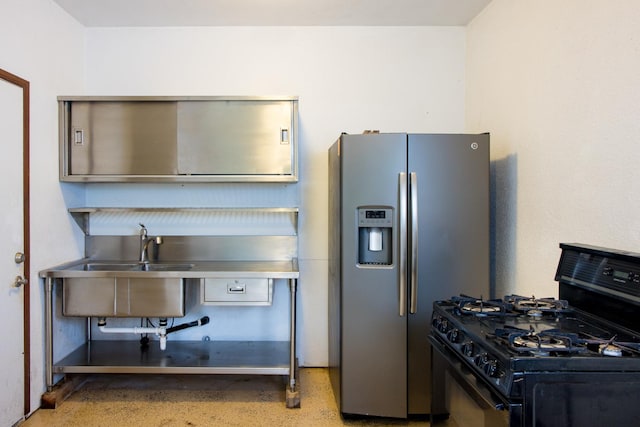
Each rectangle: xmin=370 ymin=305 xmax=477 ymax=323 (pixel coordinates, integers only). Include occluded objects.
xmin=432 ymin=294 xmax=640 ymax=399
xmin=430 ymin=244 xmax=640 ymax=426
xmin=436 ymin=295 xmax=640 ymax=357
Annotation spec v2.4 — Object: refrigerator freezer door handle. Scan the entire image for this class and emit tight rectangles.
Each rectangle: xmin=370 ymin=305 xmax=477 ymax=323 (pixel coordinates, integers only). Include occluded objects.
xmin=399 ymin=172 xmax=408 ymax=317
xmin=409 ymin=172 xmax=418 ymax=314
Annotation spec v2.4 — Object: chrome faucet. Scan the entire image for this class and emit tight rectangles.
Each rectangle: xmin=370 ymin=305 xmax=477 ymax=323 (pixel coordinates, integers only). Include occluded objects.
xmin=139 ymin=223 xmax=163 ymax=263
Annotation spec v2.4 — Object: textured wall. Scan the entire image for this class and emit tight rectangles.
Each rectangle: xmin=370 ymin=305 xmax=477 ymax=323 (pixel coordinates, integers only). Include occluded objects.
xmin=467 ymin=0 xmax=640 ymax=297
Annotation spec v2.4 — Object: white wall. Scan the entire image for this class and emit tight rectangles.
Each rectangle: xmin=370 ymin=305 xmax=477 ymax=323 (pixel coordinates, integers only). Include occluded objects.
xmin=9 ymin=0 xmax=640 ymax=415
xmin=0 ymin=0 xmax=86 ymax=415
xmin=466 ymin=0 xmax=640 ymax=297
xmin=83 ymin=26 xmax=468 ymax=366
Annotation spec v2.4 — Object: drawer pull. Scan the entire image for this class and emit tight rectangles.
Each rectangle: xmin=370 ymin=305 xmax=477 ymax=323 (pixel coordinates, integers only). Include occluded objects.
xmin=228 ymin=284 xmax=246 ymax=294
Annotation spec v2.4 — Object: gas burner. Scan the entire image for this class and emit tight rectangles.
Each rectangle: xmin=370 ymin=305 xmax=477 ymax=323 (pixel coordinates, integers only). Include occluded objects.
xmin=492 ymin=326 xmax=585 ymax=355
xmin=451 ymin=295 xmax=509 ymax=316
xmin=461 ymin=302 xmax=503 ymax=314
xmin=582 ymin=336 xmax=640 ymax=358
xmin=504 ymin=295 xmax=570 ymax=316
xmin=600 ymin=343 xmax=623 ymax=357
xmin=513 ymin=334 xmax=571 ymax=351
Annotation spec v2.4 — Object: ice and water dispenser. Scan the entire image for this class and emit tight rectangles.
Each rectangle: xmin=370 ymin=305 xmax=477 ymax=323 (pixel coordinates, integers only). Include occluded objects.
xmin=358 ymin=207 xmax=393 ymax=265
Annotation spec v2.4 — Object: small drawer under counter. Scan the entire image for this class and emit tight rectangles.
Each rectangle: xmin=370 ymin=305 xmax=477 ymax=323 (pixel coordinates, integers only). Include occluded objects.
xmin=201 ymin=278 xmax=273 ymax=306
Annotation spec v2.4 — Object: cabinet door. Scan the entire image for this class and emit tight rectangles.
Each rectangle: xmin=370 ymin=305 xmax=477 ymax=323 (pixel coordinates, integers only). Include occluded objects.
xmin=177 ymin=100 xmax=295 ymax=176
xmin=69 ymin=101 xmax=178 ymax=175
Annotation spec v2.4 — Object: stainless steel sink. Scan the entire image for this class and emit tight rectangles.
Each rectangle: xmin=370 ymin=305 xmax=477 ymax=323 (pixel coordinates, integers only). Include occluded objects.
xmin=82 ymin=263 xmax=141 ymax=271
xmin=142 ymin=263 xmax=194 ymax=271
xmin=81 ymin=262 xmax=194 ymax=272
xmin=61 ymin=261 xmax=196 ymax=317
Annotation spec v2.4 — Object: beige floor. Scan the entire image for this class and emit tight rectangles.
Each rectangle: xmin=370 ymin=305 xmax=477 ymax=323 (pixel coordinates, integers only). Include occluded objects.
xmin=21 ymin=369 xmax=431 ymax=427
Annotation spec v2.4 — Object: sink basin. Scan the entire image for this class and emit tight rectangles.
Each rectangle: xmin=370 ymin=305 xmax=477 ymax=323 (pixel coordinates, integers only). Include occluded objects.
xmin=82 ymin=262 xmax=194 ymax=272
xmin=63 ymin=262 xmax=196 ymax=317
xmin=142 ymin=263 xmax=194 ymax=271
xmin=83 ymin=263 xmax=141 ymax=271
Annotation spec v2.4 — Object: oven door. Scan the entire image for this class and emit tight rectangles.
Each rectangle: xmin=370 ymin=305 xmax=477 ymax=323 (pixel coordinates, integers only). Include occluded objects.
xmin=430 ymin=337 xmax=522 ymax=427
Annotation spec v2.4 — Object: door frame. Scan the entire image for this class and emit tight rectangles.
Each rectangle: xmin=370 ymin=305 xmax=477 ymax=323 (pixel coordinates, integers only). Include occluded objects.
xmin=0 ymin=67 xmax=31 ymax=416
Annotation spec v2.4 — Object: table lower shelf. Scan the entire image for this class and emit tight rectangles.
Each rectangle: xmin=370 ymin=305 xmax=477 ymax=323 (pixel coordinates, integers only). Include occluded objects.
xmin=54 ymin=340 xmax=291 ymax=375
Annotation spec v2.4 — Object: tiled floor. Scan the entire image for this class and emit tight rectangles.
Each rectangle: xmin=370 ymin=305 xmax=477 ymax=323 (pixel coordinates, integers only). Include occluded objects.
xmin=21 ymin=369 xmax=431 ymax=427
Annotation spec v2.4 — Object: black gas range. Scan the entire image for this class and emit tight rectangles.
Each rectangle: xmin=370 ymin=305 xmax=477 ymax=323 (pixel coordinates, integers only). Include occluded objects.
xmin=429 ymin=244 xmax=640 ymax=427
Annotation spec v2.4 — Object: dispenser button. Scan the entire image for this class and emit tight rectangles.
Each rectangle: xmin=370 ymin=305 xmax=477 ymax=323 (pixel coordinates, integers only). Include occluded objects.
xmin=369 ymin=227 xmax=383 ymax=252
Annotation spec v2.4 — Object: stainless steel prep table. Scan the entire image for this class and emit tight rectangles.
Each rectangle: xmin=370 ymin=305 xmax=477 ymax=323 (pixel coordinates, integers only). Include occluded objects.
xmin=40 ymin=259 xmax=300 ymax=407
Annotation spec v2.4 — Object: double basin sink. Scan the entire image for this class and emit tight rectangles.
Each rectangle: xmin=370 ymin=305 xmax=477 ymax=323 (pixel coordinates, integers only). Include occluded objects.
xmin=80 ymin=262 xmax=194 ymax=272
xmin=52 ymin=260 xmax=200 ymax=318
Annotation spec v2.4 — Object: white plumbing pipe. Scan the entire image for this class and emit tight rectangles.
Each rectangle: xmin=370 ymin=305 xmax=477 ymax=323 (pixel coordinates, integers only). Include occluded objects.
xmin=98 ymin=325 xmax=167 ymax=350
xmin=98 ymin=326 xmax=161 ymax=335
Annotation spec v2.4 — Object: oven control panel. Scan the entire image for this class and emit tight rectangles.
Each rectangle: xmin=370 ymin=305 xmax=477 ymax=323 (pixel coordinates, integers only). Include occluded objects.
xmin=602 ymin=265 xmax=640 ymax=284
xmin=556 ymin=243 xmax=640 ymax=299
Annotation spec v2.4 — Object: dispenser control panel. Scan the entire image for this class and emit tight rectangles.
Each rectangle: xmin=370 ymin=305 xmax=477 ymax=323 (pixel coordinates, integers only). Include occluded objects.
xmin=357 ymin=207 xmax=393 ymax=265
xmin=358 ymin=208 xmax=393 ymax=227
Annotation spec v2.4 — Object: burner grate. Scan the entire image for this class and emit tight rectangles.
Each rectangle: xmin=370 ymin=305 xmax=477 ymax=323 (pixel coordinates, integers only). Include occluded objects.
xmin=582 ymin=336 xmax=640 ymax=357
xmin=492 ymin=326 xmax=586 ymax=355
xmin=451 ymin=295 xmax=511 ymax=316
xmin=503 ymin=295 xmax=570 ymax=316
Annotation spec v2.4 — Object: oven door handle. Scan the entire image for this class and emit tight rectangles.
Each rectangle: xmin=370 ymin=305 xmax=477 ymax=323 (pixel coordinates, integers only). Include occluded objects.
xmin=454 ymin=358 xmax=505 ymax=411
xmin=431 ymin=337 xmax=508 ymax=411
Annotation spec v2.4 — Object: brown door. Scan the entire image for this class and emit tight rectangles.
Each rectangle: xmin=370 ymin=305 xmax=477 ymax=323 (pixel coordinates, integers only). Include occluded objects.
xmin=0 ymin=67 xmax=30 ymax=424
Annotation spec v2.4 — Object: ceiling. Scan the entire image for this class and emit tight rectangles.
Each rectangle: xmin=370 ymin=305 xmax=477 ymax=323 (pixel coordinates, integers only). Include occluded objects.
xmin=53 ymin=0 xmax=493 ymax=27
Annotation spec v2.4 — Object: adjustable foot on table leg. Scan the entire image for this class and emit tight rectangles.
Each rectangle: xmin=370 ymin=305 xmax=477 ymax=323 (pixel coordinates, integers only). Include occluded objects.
xmin=286 ymin=387 xmax=300 ymax=408
xmin=40 ymin=375 xmax=88 ymax=409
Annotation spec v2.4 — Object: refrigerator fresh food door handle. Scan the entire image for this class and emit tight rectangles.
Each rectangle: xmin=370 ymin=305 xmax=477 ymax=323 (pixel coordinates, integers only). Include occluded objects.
xmin=409 ymin=172 xmax=418 ymax=314
xmin=399 ymin=172 xmax=408 ymax=317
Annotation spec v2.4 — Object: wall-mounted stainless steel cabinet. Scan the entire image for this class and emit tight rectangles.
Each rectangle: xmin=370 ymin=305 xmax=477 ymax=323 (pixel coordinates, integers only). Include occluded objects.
xmin=59 ymin=96 xmax=298 ymax=182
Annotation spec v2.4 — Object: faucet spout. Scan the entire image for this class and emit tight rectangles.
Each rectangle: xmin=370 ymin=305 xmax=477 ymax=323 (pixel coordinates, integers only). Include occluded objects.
xmin=138 ymin=224 xmax=163 ymax=263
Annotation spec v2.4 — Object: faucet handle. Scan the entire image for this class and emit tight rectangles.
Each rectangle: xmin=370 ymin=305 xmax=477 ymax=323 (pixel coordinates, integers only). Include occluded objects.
xmin=139 ymin=223 xmax=148 ymax=237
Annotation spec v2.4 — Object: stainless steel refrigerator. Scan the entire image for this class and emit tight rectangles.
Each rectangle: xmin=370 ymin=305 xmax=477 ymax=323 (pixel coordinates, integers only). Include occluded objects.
xmin=328 ymin=133 xmax=490 ymax=418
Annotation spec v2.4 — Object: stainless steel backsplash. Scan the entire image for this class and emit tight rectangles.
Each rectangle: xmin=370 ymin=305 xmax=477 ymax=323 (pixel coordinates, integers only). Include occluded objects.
xmin=85 ymin=235 xmax=298 ymax=262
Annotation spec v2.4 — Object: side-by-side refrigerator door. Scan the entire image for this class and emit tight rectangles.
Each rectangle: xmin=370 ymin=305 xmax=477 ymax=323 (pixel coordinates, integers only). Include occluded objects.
xmin=406 ymin=133 xmax=490 ymax=414
xmin=340 ymin=133 xmax=408 ymax=418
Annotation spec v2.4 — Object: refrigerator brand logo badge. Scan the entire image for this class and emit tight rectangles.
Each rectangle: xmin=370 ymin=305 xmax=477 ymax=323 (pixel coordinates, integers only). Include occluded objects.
xmin=471 ymin=142 xmax=479 ymax=150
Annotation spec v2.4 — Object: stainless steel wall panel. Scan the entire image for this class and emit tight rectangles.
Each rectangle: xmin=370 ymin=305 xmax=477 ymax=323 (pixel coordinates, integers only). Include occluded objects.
xmin=85 ymin=235 xmax=298 ymax=262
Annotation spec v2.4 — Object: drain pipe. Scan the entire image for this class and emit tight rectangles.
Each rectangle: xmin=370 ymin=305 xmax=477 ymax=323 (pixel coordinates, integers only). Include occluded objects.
xmin=167 ymin=316 xmax=210 ymax=333
xmin=97 ymin=317 xmax=210 ymax=351
xmin=98 ymin=317 xmax=168 ymax=350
